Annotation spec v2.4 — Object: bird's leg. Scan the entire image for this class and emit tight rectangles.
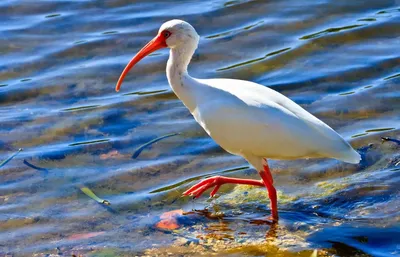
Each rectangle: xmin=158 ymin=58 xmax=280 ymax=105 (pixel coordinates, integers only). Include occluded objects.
xmin=183 ymin=159 xmax=278 ymax=221
xmin=182 ymin=176 xmax=264 ymax=198
xmin=259 ymin=159 xmax=278 ymax=221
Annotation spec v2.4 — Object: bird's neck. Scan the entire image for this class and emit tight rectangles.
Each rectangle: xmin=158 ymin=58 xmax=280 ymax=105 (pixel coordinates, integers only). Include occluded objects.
xmin=166 ymin=45 xmax=198 ymax=112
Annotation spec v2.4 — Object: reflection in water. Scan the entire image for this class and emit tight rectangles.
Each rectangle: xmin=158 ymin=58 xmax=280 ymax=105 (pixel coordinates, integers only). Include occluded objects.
xmin=0 ymin=0 xmax=399 ymax=256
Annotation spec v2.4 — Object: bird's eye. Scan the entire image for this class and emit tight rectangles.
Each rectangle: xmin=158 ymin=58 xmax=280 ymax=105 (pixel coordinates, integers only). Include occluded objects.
xmin=163 ymin=31 xmax=171 ymax=38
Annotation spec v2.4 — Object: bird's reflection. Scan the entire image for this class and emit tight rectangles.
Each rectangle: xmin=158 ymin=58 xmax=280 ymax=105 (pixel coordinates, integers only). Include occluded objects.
xmin=185 ymin=207 xmax=279 ymax=241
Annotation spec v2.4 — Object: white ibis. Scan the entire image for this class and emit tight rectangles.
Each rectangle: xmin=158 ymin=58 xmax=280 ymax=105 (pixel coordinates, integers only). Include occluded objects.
xmin=115 ymin=20 xmax=361 ymax=221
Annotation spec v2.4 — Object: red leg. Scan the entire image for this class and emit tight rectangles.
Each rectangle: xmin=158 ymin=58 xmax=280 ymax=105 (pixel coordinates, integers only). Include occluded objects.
xmin=183 ymin=159 xmax=278 ymax=221
xmin=183 ymin=176 xmax=264 ymax=198
xmin=260 ymin=159 xmax=278 ymax=221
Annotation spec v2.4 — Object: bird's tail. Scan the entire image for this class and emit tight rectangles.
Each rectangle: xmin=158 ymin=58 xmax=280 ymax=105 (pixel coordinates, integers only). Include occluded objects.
xmin=333 ymin=147 xmax=361 ymax=164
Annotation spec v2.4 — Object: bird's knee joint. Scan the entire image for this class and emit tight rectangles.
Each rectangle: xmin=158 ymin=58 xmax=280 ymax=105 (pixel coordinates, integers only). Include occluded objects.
xmin=210 ymin=176 xmax=222 ymax=183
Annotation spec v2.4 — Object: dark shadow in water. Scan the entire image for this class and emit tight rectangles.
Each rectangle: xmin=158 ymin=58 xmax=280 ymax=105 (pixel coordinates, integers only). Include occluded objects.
xmin=328 ymin=241 xmax=372 ymax=257
xmin=358 ymin=18 xmax=376 ymax=22
xmin=23 ymin=159 xmax=49 ymax=176
xmin=217 ymin=47 xmax=291 ymax=71
xmin=365 ymin=127 xmax=394 ymax=133
xmin=102 ymin=31 xmax=118 ymax=35
xmin=384 ymin=73 xmax=400 ymax=80
xmin=206 ymin=20 xmax=264 ymax=39
xmin=381 ymin=136 xmax=400 ymax=145
xmin=45 ymin=13 xmax=61 ymax=18
xmin=123 ymin=89 xmax=168 ymax=96
xmin=132 ymin=132 xmax=180 ymax=159
xmin=309 ymin=226 xmax=400 ymax=257
xmin=62 ymin=105 xmax=101 ymax=112
xmin=339 ymin=91 xmax=355 ymax=96
xmin=69 ymin=138 xmax=110 ymax=146
xmin=300 ymin=25 xmax=364 ymax=40
xmin=351 ymin=127 xmax=395 ymax=138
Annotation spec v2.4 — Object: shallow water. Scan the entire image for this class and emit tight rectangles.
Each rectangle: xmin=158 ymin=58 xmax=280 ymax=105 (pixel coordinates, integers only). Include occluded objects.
xmin=0 ymin=0 xmax=399 ymax=256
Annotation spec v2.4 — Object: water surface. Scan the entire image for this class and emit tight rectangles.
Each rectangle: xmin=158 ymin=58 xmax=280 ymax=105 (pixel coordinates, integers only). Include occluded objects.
xmin=0 ymin=0 xmax=399 ymax=256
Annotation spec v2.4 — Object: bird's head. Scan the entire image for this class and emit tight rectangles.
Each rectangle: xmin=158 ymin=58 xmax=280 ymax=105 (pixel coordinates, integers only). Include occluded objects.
xmin=115 ymin=19 xmax=199 ymax=92
xmin=159 ymin=19 xmax=199 ymax=49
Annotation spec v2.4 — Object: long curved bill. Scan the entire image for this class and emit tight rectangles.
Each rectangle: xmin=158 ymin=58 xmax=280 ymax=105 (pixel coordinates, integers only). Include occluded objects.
xmin=115 ymin=34 xmax=167 ymax=92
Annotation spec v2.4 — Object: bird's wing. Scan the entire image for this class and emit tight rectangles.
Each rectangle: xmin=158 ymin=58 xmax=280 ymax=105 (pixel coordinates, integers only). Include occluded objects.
xmin=194 ymin=78 xmax=360 ymax=163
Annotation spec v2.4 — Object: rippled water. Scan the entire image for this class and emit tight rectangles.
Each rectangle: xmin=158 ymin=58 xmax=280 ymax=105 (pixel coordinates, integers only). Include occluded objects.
xmin=1 ymin=0 xmax=399 ymax=256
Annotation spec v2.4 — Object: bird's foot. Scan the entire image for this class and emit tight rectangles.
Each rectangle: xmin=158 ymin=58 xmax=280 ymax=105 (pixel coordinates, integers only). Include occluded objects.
xmin=250 ymin=215 xmax=278 ymax=225
xmin=183 ymin=176 xmax=265 ymax=199
xmin=182 ymin=176 xmax=225 ymax=198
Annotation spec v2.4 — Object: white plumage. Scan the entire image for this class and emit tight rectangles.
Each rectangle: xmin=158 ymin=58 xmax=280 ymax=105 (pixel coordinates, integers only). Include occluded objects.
xmin=191 ymin=78 xmax=360 ymax=164
xmin=116 ymin=19 xmax=360 ymax=221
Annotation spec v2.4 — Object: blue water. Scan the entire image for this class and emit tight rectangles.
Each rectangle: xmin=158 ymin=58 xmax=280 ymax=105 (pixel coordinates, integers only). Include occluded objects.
xmin=0 ymin=0 xmax=399 ymax=256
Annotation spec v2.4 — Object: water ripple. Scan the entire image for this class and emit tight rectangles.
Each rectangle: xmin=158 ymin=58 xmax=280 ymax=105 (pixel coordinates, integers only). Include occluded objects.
xmin=0 ymin=0 xmax=399 ymax=256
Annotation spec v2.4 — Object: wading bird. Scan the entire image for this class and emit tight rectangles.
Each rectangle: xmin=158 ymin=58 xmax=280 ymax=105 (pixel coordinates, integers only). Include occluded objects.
xmin=115 ymin=20 xmax=360 ymax=221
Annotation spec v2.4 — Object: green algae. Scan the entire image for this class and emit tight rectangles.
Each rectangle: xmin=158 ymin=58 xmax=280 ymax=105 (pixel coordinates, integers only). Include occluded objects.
xmin=89 ymin=248 xmax=123 ymax=257
xmin=224 ymin=245 xmax=327 ymax=257
xmin=314 ymin=181 xmax=348 ymax=198
xmin=142 ymin=226 xmax=331 ymax=257
xmin=80 ymin=187 xmax=111 ymax=206
xmin=215 ymin=179 xmax=349 ymax=208
xmin=216 ymin=184 xmax=299 ymax=205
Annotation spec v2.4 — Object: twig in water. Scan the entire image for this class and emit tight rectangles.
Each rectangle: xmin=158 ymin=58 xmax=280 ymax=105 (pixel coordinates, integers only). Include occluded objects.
xmin=0 ymin=148 xmax=23 ymax=169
